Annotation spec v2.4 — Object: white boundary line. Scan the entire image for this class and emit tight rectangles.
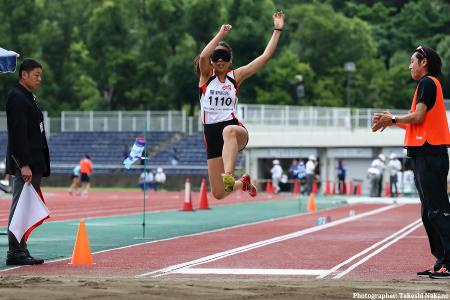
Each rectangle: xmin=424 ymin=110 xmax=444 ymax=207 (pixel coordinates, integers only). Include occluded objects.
xmin=173 ymin=268 xmax=329 ymax=276
xmin=0 ymin=201 xmax=356 ymax=273
xmin=333 ymin=221 xmax=423 ymax=279
xmin=136 ymin=204 xmax=400 ymax=278
xmin=317 ymin=218 xmax=422 ymax=279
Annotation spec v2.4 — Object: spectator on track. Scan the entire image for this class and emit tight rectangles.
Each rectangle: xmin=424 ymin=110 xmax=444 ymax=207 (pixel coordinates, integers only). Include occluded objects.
xmin=270 ymin=160 xmax=283 ymax=193
xmin=139 ymin=169 xmax=153 ymax=192
xmin=80 ymin=154 xmax=93 ymax=197
xmin=388 ymin=153 xmax=402 ymax=197
xmin=154 ymin=168 xmax=166 ymax=191
xmin=68 ymin=165 xmax=81 ymax=195
xmin=305 ymin=155 xmax=317 ymax=195
xmin=337 ymin=160 xmax=346 ymax=194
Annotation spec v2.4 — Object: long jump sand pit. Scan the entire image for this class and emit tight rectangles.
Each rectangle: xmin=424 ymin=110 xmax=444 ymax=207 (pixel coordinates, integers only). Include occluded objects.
xmin=1 ymin=277 xmax=449 ymax=299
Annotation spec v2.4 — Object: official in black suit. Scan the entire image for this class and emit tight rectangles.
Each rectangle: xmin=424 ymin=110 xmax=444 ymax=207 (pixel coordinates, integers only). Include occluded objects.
xmin=5 ymin=59 xmax=50 ymax=265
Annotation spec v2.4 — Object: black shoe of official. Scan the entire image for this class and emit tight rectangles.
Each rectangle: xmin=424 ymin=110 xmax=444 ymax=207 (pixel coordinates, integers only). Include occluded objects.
xmin=6 ymin=254 xmax=44 ymax=266
xmin=417 ymin=265 xmax=441 ymax=278
xmin=429 ymin=265 xmax=450 ymax=279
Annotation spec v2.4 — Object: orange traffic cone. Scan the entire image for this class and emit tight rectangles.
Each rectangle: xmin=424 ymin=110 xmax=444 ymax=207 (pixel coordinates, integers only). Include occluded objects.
xmin=265 ymin=179 xmax=273 ymax=193
xmin=181 ymin=178 xmax=194 ymax=211
xmin=198 ymin=178 xmax=209 ymax=209
xmin=347 ymin=181 xmax=353 ymax=195
xmin=355 ymin=182 xmax=362 ymax=196
xmin=70 ymin=219 xmax=94 ymax=265
xmin=307 ymin=193 xmax=317 ymax=212
xmin=324 ymin=180 xmax=331 ymax=195
xmin=384 ymin=182 xmax=390 ymax=197
xmin=293 ymin=179 xmax=300 ymax=194
xmin=312 ymin=180 xmax=318 ymax=194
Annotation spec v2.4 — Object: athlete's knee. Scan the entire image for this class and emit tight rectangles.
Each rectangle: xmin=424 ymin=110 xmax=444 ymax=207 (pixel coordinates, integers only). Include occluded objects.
xmin=222 ymin=126 xmax=237 ymax=139
xmin=212 ymin=189 xmax=226 ymax=200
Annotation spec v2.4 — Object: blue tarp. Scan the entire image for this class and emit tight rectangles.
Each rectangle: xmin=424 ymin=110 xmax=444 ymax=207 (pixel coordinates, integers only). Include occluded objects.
xmin=0 ymin=48 xmax=19 ymax=73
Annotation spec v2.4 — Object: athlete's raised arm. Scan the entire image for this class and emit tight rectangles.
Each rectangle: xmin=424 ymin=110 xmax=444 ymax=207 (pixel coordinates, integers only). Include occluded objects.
xmin=198 ymin=24 xmax=232 ymax=85
xmin=234 ymin=11 xmax=284 ymax=85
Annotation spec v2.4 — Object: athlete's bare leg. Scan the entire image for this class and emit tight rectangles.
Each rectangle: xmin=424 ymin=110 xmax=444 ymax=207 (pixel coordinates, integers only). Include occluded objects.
xmin=222 ymin=125 xmax=247 ymax=174
xmin=208 ymin=157 xmax=243 ymax=200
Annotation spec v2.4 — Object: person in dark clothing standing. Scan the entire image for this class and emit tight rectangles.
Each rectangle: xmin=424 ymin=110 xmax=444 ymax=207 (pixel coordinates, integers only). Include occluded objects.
xmin=5 ymin=58 xmax=50 ymax=265
xmin=337 ymin=160 xmax=346 ymax=194
xmin=372 ymin=46 xmax=450 ymax=279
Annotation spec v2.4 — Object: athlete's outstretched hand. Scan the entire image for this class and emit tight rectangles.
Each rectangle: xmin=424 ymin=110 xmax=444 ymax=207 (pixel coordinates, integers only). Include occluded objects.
xmin=220 ymin=24 xmax=232 ymax=35
xmin=273 ymin=11 xmax=285 ymax=29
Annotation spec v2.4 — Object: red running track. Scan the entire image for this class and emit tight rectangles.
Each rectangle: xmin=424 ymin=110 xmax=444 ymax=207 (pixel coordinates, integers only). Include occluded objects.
xmin=0 ymin=202 xmax=432 ymax=280
xmin=0 ymin=190 xmax=289 ymax=226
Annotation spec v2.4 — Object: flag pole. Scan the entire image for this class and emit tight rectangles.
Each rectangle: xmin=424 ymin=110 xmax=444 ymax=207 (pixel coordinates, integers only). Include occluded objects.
xmin=142 ymin=122 xmax=148 ymax=239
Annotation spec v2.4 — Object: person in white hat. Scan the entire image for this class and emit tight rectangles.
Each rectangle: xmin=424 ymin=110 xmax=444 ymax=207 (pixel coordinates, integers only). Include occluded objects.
xmin=388 ymin=153 xmax=402 ymax=197
xmin=154 ymin=168 xmax=166 ymax=191
xmin=370 ymin=154 xmax=386 ymax=197
xmin=367 ymin=166 xmax=381 ymax=197
xmin=270 ymin=160 xmax=283 ymax=193
xmin=305 ymin=155 xmax=317 ymax=195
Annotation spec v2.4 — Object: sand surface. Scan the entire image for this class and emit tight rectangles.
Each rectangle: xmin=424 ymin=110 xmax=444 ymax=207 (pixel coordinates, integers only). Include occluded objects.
xmin=1 ymin=276 xmax=449 ymax=299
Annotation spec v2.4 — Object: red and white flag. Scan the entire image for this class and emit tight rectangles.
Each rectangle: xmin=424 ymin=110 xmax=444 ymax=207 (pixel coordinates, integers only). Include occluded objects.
xmin=9 ymin=183 xmax=50 ymax=242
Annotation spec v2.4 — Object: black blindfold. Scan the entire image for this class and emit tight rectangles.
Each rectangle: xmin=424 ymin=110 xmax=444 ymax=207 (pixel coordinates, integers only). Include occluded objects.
xmin=211 ymin=49 xmax=231 ymax=62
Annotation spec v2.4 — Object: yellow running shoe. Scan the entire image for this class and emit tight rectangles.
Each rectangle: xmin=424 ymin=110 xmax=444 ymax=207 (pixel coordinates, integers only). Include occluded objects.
xmin=223 ymin=173 xmax=235 ymax=193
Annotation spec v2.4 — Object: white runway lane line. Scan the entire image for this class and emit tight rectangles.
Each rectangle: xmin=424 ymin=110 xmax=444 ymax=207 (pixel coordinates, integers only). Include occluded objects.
xmin=332 ymin=220 xmax=423 ymax=279
xmin=173 ymin=268 xmax=329 ymax=276
xmin=317 ymin=218 xmax=422 ymax=279
xmin=136 ymin=204 xmax=400 ymax=278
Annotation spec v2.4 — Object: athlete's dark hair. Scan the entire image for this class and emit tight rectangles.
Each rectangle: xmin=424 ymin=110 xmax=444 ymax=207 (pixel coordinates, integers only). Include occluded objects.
xmin=217 ymin=41 xmax=233 ymax=56
xmin=18 ymin=58 xmax=42 ymax=79
xmin=414 ymin=46 xmax=442 ymax=77
xmin=194 ymin=41 xmax=233 ymax=78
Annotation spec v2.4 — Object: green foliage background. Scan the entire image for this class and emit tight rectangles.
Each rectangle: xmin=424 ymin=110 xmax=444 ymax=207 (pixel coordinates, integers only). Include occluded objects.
xmin=0 ymin=0 xmax=449 ymax=116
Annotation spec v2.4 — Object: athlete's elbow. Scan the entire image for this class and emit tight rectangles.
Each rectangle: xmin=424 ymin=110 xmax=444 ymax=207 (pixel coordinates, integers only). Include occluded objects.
xmin=199 ymin=53 xmax=210 ymax=60
xmin=261 ymin=53 xmax=273 ymax=63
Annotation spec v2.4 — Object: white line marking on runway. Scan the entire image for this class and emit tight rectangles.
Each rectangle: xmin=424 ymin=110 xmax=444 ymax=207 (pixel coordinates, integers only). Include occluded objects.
xmin=137 ymin=204 xmax=400 ymax=278
xmin=173 ymin=268 xmax=329 ymax=276
xmin=333 ymin=220 xmax=423 ymax=279
xmin=317 ymin=218 xmax=422 ymax=279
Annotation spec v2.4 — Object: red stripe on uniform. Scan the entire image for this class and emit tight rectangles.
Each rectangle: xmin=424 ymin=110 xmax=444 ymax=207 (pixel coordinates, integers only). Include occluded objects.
xmin=231 ymin=113 xmax=243 ymax=127
xmin=201 ymin=83 xmax=207 ymax=95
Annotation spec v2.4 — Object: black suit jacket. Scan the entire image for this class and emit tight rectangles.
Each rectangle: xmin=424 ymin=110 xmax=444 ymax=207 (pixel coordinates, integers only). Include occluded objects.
xmin=5 ymin=83 xmax=50 ymax=177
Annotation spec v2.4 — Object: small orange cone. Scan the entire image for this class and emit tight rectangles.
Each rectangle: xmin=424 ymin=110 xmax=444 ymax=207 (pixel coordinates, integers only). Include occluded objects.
xmin=355 ymin=182 xmax=362 ymax=196
xmin=307 ymin=193 xmax=316 ymax=212
xmin=265 ymin=179 xmax=273 ymax=193
xmin=181 ymin=178 xmax=194 ymax=211
xmin=324 ymin=180 xmax=331 ymax=195
xmin=70 ymin=219 xmax=94 ymax=265
xmin=384 ymin=181 xmax=390 ymax=197
xmin=312 ymin=180 xmax=318 ymax=194
xmin=293 ymin=179 xmax=300 ymax=194
xmin=347 ymin=181 xmax=353 ymax=195
xmin=198 ymin=178 xmax=209 ymax=209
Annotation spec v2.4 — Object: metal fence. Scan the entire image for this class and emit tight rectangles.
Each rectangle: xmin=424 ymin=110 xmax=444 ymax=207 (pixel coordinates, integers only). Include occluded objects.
xmin=2 ymin=104 xmax=447 ymax=135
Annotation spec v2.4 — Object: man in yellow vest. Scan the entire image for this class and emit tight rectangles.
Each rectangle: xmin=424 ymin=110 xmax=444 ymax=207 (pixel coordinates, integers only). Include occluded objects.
xmin=372 ymin=46 xmax=450 ymax=279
